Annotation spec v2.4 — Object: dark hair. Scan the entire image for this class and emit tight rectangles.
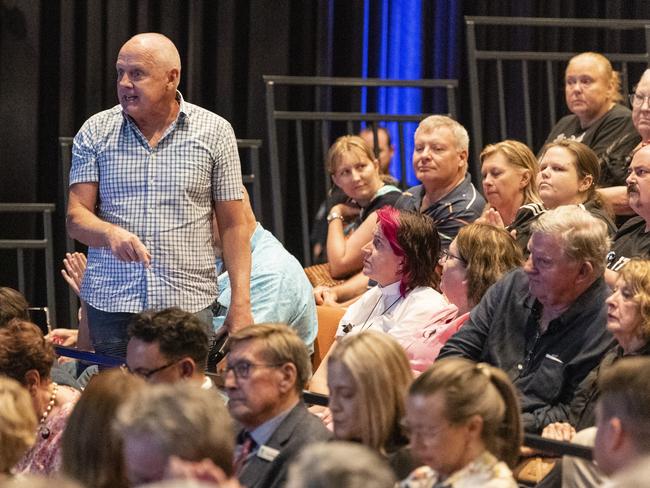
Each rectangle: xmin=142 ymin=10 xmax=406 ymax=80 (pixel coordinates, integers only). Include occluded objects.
xmin=127 ymin=308 xmax=209 ymax=368
xmin=410 ymin=358 xmax=522 ymax=469
xmin=62 ymin=370 xmax=145 ymax=488
xmin=0 ymin=319 xmax=55 ymax=384
xmin=376 ymin=207 xmax=440 ymax=296
xmin=0 ymin=287 xmax=29 ymax=327
xmin=598 ymin=356 xmax=650 ymax=453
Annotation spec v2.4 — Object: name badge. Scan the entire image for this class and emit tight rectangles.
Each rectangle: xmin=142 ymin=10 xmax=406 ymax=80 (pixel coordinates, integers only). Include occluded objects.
xmin=257 ymin=444 xmax=280 ymax=462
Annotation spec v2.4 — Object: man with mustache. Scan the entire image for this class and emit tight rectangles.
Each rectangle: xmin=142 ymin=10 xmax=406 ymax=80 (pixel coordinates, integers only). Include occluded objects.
xmin=606 ymin=143 xmax=650 ymax=276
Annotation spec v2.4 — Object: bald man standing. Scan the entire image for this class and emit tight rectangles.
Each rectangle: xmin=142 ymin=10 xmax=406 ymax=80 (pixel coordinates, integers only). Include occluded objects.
xmin=67 ymin=33 xmax=252 ymax=359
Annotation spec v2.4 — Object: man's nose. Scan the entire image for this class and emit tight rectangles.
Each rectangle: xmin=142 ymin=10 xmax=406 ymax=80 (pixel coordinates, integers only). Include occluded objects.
xmin=523 ymin=254 xmax=535 ymax=273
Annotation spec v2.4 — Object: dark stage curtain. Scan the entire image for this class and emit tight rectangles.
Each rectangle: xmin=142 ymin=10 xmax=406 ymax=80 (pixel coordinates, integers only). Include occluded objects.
xmin=1 ymin=0 xmax=650 ymax=324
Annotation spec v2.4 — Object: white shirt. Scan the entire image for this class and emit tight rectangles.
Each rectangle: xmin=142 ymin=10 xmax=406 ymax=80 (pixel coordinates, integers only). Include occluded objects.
xmin=336 ymin=281 xmax=450 ymax=344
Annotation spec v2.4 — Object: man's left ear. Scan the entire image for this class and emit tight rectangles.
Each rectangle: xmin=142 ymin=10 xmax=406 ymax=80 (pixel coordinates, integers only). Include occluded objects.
xmin=277 ymin=362 xmax=298 ymax=394
xmin=458 ymin=149 xmax=468 ymax=167
xmin=179 ymin=358 xmax=196 ymax=379
xmin=577 ymin=260 xmax=594 ymax=281
xmin=168 ymin=68 xmax=180 ymax=89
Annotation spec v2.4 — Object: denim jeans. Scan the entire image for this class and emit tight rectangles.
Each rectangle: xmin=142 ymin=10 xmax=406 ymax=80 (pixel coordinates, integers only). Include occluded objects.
xmin=87 ymin=305 xmax=214 ymax=361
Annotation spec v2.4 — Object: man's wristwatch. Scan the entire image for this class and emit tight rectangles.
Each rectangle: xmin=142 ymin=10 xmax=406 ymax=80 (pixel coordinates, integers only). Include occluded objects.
xmin=327 ymin=211 xmax=344 ymax=223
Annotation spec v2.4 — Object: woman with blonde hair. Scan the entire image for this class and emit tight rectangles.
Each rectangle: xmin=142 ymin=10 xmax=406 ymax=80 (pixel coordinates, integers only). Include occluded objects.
xmin=61 ymin=369 xmax=145 ymax=488
xmin=480 ymin=139 xmax=544 ymax=252
xmin=322 ymin=135 xmax=401 ymax=279
xmin=327 ymin=331 xmax=415 ymax=478
xmin=538 ymin=139 xmax=616 ymax=234
xmin=401 ymin=358 xmax=522 ymax=487
xmin=0 ymin=376 xmax=37 ymax=479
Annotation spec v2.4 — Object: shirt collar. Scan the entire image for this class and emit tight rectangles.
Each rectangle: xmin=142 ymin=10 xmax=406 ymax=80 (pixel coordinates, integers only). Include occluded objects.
xmin=378 ymin=280 xmax=402 ymax=298
xmin=249 ymin=400 xmax=298 ymax=447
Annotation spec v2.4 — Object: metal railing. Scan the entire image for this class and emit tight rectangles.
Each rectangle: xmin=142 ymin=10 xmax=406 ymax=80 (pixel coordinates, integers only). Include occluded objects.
xmin=465 ymin=16 xmax=650 ymax=180
xmin=264 ymin=75 xmax=458 ymax=264
xmin=0 ymin=203 xmax=57 ymax=326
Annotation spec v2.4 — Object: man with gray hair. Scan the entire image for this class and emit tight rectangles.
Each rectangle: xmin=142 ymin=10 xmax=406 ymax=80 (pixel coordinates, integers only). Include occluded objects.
xmin=114 ymin=382 xmax=234 ymax=486
xmin=439 ymin=205 xmax=615 ymax=433
xmin=225 ymin=323 xmax=330 ymax=488
xmin=395 ymin=115 xmax=485 ymax=249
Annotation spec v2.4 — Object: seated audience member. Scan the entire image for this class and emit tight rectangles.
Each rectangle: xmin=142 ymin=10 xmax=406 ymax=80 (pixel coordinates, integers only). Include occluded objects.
xmin=607 ymin=145 xmax=650 ymax=277
xmin=543 ymin=52 xmax=639 ymax=187
xmin=537 ymin=259 xmax=650 ymax=487
xmin=114 ymin=382 xmax=234 ymax=487
xmin=600 ymin=69 xmax=650 ymax=218
xmin=225 ymin=324 xmax=331 ymax=488
xmin=479 ymin=139 xmax=545 ymax=252
xmin=0 ymin=376 xmax=37 ymax=480
xmin=0 ymin=320 xmax=80 ymax=475
xmin=327 ymin=332 xmax=415 ymax=479
xmin=400 ymin=358 xmax=522 ymax=487
xmin=322 ymin=135 xmax=401 ymax=279
xmin=408 ymin=223 xmax=523 ymax=373
xmin=538 ymin=139 xmax=616 ymax=234
xmin=0 ymin=287 xmax=80 ymax=389
xmin=311 ymin=207 xmax=456 ymax=388
xmin=212 ymin=188 xmax=316 ymax=352
xmin=396 ymin=115 xmax=485 ymax=250
xmin=61 ymin=369 xmax=145 ymax=488
xmin=0 ymin=287 xmax=29 ymax=325
xmin=592 ymin=357 xmax=650 ymax=482
xmin=311 ymin=127 xmax=397 ymax=263
xmin=287 ymin=441 xmax=397 ymax=488
xmin=438 ymin=206 xmax=614 ymax=433
xmin=125 ymin=308 xmax=213 ymax=388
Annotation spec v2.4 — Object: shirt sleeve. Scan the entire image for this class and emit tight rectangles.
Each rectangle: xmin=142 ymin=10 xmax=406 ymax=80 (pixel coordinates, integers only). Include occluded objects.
xmin=69 ymin=120 xmax=100 ymax=185
xmin=211 ymin=120 xmax=243 ymax=201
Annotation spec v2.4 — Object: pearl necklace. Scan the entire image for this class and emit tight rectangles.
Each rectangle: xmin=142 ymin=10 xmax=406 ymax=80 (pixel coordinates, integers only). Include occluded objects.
xmin=38 ymin=382 xmax=58 ymax=439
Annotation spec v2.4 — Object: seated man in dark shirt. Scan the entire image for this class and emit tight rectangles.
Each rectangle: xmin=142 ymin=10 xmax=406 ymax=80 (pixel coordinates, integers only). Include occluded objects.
xmin=439 ymin=205 xmax=614 ymax=433
xmin=606 ymin=132 xmax=650 ymax=281
xmin=395 ymin=115 xmax=485 ymax=250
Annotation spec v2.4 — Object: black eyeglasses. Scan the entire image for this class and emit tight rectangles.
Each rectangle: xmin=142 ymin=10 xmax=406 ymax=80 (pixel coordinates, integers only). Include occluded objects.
xmin=224 ymin=360 xmax=283 ymax=380
xmin=121 ymin=359 xmax=180 ymax=379
xmin=439 ymin=249 xmax=466 ymax=265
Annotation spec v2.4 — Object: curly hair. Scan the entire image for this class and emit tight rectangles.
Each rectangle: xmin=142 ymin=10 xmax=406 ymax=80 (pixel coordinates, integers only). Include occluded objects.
xmin=0 ymin=320 xmax=54 ymax=384
xmin=617 ymin=258 xmax=650 ymax=341
xmin=127 ymin=308 xmax=209 ymax=368
xmin=376 ymin=207 xmax=440 ymax=296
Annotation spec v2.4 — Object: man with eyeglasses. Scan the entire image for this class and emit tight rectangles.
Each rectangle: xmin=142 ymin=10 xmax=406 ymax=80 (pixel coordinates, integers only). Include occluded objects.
xmin=225 ymin=323 xmax=330 ymax=488
xmin=124 ymin=307 xmax=214 ymax=388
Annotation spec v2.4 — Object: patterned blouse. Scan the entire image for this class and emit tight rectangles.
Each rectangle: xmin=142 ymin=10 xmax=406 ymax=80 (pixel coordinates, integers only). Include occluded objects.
xmin=13 ymin=386 xmax=80 ymax=476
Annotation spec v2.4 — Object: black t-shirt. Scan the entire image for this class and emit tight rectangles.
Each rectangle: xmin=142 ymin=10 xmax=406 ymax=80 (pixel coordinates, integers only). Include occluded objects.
xmin=543 ymin=104 xmax=640 ymax=188
xmin=607 ymin=216 xmax=650 ymax=271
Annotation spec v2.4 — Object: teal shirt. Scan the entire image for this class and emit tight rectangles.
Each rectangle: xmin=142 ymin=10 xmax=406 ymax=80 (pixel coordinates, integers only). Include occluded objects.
xmin=214 ymin=223 xmax=317 ymax=353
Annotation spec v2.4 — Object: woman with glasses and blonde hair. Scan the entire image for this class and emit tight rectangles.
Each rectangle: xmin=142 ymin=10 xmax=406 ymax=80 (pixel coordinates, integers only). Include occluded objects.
xmin=480 ymin=139 xmax=544 ymax=252
xmin=400 ymin=358 xmax=522 ymax=487
xmin=327 ymin=331 xmax=415 ymax=479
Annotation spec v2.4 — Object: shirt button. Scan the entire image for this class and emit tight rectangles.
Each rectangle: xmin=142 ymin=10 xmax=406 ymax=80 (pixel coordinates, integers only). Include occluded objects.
xmin=517 ymin=364 xmax=523 ymax=370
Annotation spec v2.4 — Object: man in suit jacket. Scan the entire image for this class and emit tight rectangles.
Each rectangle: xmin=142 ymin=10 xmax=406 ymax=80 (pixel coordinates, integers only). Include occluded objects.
xmin=226 ymin=323 xmax=331 ymax=488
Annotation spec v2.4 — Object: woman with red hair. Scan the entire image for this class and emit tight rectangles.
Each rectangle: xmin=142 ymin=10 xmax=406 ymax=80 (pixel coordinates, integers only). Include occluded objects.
xmin=310 ymin=207 xmax=456 ymax=392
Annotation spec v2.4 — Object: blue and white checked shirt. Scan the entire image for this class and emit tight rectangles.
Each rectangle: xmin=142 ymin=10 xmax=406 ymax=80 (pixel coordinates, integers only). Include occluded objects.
xmin=70 ymin=93 xmax=243 ymax=313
